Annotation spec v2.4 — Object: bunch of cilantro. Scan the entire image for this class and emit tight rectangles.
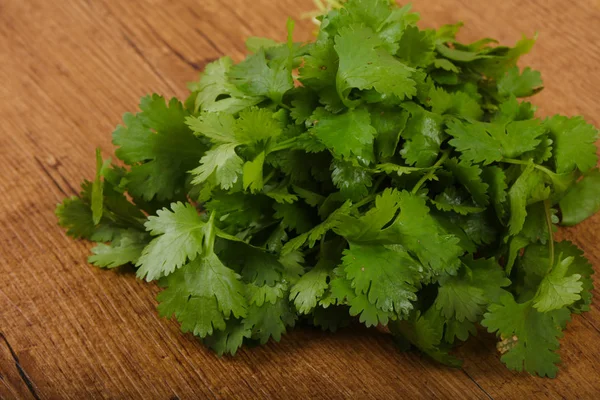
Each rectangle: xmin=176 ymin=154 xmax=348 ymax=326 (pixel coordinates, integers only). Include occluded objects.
xmin=56 ymin=0 xmax=599 ymax=377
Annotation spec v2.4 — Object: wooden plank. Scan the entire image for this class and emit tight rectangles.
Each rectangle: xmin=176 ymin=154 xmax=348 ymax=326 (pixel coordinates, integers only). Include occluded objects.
xmin=0 ymin=0 xmax=599 ymax=398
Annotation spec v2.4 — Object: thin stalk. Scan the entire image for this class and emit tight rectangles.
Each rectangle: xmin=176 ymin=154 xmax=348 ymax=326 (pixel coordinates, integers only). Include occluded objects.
xmin=411 ymin=150 xmax=450 ymax=194
xmin=269 ymin=137 xmax=298 ymax=152
xmin=501 ymin=158 xmax=555 ymax=178
xmin=204 ymin=213 xmax=216 ymax=254
xmin=352 ymin=194 xmax=376 ymax=210
xmin=263 ymin=169 xmax=276 ymax=186
xmin=370 ymin=174 xmax=386 ymax=195
xmin=543 ymin=199 xmax=555 ymax=270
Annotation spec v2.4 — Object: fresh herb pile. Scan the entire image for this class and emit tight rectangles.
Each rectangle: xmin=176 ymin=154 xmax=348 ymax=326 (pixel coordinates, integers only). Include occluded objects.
xmin=56 ymin=0 xmax=599 ymax=377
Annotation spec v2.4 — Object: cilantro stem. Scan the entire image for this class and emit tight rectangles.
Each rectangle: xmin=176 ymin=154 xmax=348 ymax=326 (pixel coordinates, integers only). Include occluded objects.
xmin=410 ymin=150 xmax=450 ymax=194
xmin=269 ymin=137 xmax=298 ymax=152
xmin=501 ymin=158 xmax=555 ymax=178
xmin=543 ymin=199 xmax=555 ymax=270
xmin=204 ymin=212 xmax=216 ymax=254
xmin=263 ymin=169 xmax=276 ymax=185
xmin=352 ymin=194 xmax=376 ymax=210
xmin=370 ymin=174 xmax=386 ymax=195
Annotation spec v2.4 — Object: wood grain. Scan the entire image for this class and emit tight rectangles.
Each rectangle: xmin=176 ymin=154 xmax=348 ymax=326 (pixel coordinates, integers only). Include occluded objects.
xmin=1 ymin=0 xmax=599 ymax=398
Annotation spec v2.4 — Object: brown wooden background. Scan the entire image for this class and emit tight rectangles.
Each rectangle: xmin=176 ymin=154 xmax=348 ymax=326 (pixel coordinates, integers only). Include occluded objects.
xmin=1 ymin=0 xmax=599 ymax=398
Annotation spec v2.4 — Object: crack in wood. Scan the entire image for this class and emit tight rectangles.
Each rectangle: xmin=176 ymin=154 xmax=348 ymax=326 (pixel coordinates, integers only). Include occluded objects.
xmin=0 ymin=332 xmax=41 ymax=400
xmin=461 ymin=368 xmax=494 ymax=400
xmin=34 ymin=156 xmax=69 ymax=197
xmin=219 ymin=1 xmax=254 ymax=33
xmin=121 ymin=33 xmax=178 ymax=94
xmin=192 ymin=28 xmax=221 ymax=55
xmin=581 ymin=314 xmax=600 ymax=336
xmin=138 ymin=19 xmax=204 ymax=71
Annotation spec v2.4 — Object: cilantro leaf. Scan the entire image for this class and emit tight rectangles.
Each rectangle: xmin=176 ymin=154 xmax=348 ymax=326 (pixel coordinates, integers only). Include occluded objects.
xmin=396 ymin=26 xmax=435 ymax=67
xmin=89 ymin=230 xmax=149 ymax=268
xmin=447 ymin=119 xmax=545 ymax=165
xmin=533 ymin=256 xmax=583 ymax=312
xmin=157 ymin=251 xmax=247 ymax=338
xmin=335 ymin=24 xmax=416 ymax=106
xmin=113 ymin=95 xmax=206 ymax=201
xmin=435 ymin=257 xmax=510 ymax=322
xmin=190 ymin=143 xmax=243 ymax=189
xmin=498 ymin=67 xmax=543 ymax=98
xmin=188 ymin=57 xmax=262 ymax=113
xmin=331 ymin=159 xmax=373 ymax=201
xmin=482 ymin=295 xmax=568 ymax=378
xmin=229 ymin=48 xmax=293 ymax=104
xmin=343 ymin=244 xmax=421 ymax=317
xmin=399 ymin=103 xmax=444 ymax=167
xmin=390 ymin=191 xmax=463 ymax=275
xmin=136 ymin=202 xmax=210 ymax=281
xmin=309 ymin=107 xmax=376 ymax=158
xmin=546 ymin=115 xmax=598 ymax=174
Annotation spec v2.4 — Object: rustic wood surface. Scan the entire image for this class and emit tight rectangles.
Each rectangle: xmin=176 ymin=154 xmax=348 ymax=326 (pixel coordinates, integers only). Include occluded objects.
xmin=1 ymin=0 xmax=599 ymax=398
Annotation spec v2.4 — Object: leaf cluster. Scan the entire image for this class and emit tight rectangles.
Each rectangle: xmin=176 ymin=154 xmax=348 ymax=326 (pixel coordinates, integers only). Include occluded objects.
xmin=57 ymin=0 xmax=599 ymax=376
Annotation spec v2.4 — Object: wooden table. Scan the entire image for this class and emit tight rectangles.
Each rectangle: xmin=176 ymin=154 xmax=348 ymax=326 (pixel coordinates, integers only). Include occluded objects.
xmin=1 ymin=0 xmax=599 ymax=398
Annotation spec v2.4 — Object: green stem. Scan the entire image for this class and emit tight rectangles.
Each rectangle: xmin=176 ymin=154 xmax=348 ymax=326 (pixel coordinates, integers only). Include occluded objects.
xmin=411 ymin=150 xmax=450 ymax=194
xmin=204 ymin=212 xmax=216 ymax=254
xmin=501 ymin=158 xmax=555 ymax=178
xmin=370 ymin=174 xmax=386 ymax=195
xmin=543 ymin=199 xmax=555 ymax=270
xmin=269 ymin=137 xmax=298 ymax=152
xmin=352 ymin=194 xmax=376 ymax=210
xmin=263 ymin=169 xmax=276 ymax=185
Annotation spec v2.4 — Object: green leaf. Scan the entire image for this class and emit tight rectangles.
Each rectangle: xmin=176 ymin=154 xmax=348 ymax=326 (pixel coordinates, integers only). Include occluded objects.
xmin=331 ymin=159 xmax=373 ymax=202
xmin=190 ymin=143 xmax=243 ymax=189
xmin=136 ymin=202 xmax=210 ymax=281
xmin=389 ymin=311 xmax=462 ymax=367
xmin=243 ymin=152 xmax=266 ymax=193
xmin=546 ymin=115 xmax=598 ymax=174
xmin=343 ymin=244 xmax=421 ymax=317
xmin=371 ymin=107 xmax=409 ymax=160
xmin=203 ymin=319 xmax=251 ymax=356
xmin=282 ymin=201 xmax=352 ymax=255
xmin=507 ymin=164 xmax=549 ymax=236
xmin=435 ymin=257 xmax=510 ymax=322
xmin=444 ymin=158 xmax=489 ymax=206
xmin=273 ymin=202 xmax=314 ymax=234
xmin=229 ymin=48 xmax=293 ymax=104
xmin=559 ymin=168 xmax=600 ymax=226
xmin=498 ymin=67 xmax=543 ymax=98
xmin=289 ymin=244 xmax=340 ymax=314
xmin=447 ymin=119 xmax=545 ymax=165
xmin=482 ymin=295 xmax=568 ymax=378
xmin=396 ymin=26 xmax=435 ymax=67
xmin=244 ymin=295 xmax=296 ymax=344
xmin=112 ymin=95 xmax=206 ymax=201
xmin=309 ymin=107 xmax=376 ymax=158
xmin=431 ymin=187 xmax=485 ymax=215
xmin=189 ymin=57 xmax=262 ymax=113
xmin=335 ymin=24 xmax=416 ymax=106
xmin=91 ymin=148 xmax=106 ymax=225
xmin=157 ymin=251 xmax=247 ymax=338
xmin=185 ymin=111 xmax=237 ymax=144
xmin=390 ymin=191 xmax=463 ymax=275
xmin=400 ymin=103 xmax=444 ymax=167
xmin=428 ymin=87 xmax=483 ymax=119
xmin=533 ymin=256 xmax=583 ymax=312
xmin=299 ymin=39 xmax=338 ymax=89
xmin=89 ymin=230 xmax=149 ymax=268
